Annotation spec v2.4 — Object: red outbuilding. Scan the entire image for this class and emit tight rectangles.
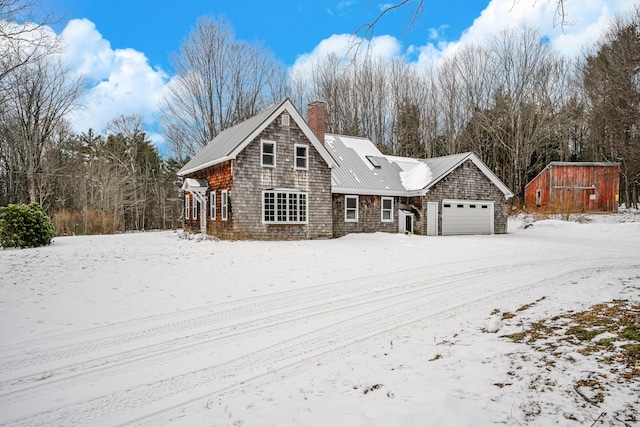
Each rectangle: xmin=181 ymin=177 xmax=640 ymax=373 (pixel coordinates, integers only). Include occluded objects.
xmin=524 ymin=162 xmax=620 ymax=213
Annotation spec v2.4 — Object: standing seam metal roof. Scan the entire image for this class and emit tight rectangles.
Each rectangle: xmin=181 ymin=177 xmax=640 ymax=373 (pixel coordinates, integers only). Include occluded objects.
xmin=178 ymin=100 xmax=287 ymax=176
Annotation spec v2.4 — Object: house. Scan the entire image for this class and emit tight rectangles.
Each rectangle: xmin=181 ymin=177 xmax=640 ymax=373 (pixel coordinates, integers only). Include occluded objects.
xmin=324 ymin=134 xmax=513 ymax=237
xmin=524 ymin=162 xmax=620 ymax=213
xmin=179 ymin=99 xmax=514 ymax=239
xmin=178 ymin=99 xmax=335 ymax=240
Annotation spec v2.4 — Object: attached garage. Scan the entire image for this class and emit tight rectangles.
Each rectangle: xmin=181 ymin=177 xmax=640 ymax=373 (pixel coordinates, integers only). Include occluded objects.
xmin=441 ymin=199 xmax=494 ymax=235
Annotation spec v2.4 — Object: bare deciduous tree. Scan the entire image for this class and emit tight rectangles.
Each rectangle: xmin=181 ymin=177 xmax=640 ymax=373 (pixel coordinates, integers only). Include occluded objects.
xmin=159 ymin=15 xmax=287 ymax=160
xmin=582 ymin=6 xmax=640 ymax=208
xmin=1 ymin=55 xmax=85 ymax=204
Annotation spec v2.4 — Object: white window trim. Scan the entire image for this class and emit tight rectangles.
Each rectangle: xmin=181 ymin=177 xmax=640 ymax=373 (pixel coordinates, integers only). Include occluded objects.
xmin=210 ymin=191 xmax=216 ymax=220
xmin=221 ymin=190 xmax=228 ymax=221
xmin=261 ymin=139 xmax=276 ymax=168
xmin=281 ymin=114 xmax=290 ymax=126
xmin=381 ymin=197 xmax=394 ymax=222
xmin=345 ymin=195 xmax=358 ymax=222
xmin=294 ymin=144 xmax=308 ymax=170
xmin=262 ymin=190 xmax=309 ymax=225
xmin=185 ymin=196 xmax=190 ymax=220
xmin=192 ymin=197 xmax=198 ymax=219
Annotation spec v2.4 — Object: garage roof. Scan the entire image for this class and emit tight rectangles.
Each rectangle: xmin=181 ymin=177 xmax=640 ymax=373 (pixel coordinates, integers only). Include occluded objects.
xmin=328 ymin=134 xmax=513 ymax=199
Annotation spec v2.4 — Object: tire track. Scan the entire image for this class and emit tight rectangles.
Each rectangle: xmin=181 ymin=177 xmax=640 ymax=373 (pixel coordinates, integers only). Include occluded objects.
xmin=3 ymin=259 xmax=634 ymax=427
xmin=0 ymin=257 xmax=554 ymax=374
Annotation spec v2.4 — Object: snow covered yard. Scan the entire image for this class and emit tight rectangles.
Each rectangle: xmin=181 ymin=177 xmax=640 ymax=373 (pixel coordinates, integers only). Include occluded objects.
xmin=0 ymin=211 xmax=639 ymax=426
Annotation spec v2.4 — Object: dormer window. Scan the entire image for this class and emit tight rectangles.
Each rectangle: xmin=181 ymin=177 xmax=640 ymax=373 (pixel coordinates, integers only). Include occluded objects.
xmin=261 ymin=140 xmax=276 ymax=167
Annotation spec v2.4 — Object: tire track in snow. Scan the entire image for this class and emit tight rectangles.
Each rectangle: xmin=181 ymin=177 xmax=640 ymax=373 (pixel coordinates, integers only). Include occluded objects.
xmin=0 ymin=256 xmax=555 ymax=375
xmin=3 ymin=258 xmax=635 ymax=427
xmin=0 ymin=262 xmax=508 ymax=399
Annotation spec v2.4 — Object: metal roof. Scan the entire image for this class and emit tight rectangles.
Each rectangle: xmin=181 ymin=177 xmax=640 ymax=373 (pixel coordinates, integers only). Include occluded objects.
xmin=548 ymin=161 xmax=621 ymax=167
xmin=326 ymin=134 xmax=411 ymax=196
xmin=178 ymin=99 xmax=335 ymax=176
xmin=329 ymin=134 xmax=513 ymax=198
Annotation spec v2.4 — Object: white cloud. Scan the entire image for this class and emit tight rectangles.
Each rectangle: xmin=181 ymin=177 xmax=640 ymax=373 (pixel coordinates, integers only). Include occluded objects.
xmin=58 ymin=19 xmax=168 ymax=145
xmin=297 ymin=0 xmax=637 ymax=71
xmin=290 ymin=33 xmax=403 ymax=78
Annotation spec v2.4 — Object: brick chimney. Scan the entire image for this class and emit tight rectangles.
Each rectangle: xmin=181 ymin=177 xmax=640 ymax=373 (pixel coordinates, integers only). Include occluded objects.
xmin=307 ymin=101 xmax=326 ymax=143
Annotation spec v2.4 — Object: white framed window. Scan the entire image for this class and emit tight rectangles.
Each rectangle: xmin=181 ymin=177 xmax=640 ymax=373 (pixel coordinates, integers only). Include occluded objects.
xmin=281 ymin=114 xmax=290 ymax=126
xmin=221 ymin=190 xmax=228 ymax=221
xmin=381 ymin=197 xmax=393 ymax=222
xmin=184 ymin=196 xmax=190 ymax=220
xmin=263 ymin=190 xmax=308 ymax=224
xmin=210 ymin=192 xmax=216 ymax=220
xmin=261 ymin=140 xmax=276 ymax=167
xmin=345 ymin=195 xmax=358 ymax=222
xmin=192 ymin=197 xmax=198 ymax=219
xmin=294 ymin=144 xmax=308 ymax=170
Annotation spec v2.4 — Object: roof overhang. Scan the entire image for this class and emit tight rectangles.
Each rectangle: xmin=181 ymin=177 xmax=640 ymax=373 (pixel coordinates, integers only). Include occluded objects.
xmin=331 ymin=187 xmax=425 ymax=197
xmin=181 ymin=178 xmax=209 ymax=194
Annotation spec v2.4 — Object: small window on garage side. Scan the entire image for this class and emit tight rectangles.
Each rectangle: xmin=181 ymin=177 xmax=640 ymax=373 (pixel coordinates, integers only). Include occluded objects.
xmin=345 ymin=195 xmax=358 ymax=222
xmin=261 ymin=140 xmax=276 ymax=167
xmin=294 ymin=144 xmax=308 ymax=170
xmin=381 ymin=197 xmax=393 ymax=222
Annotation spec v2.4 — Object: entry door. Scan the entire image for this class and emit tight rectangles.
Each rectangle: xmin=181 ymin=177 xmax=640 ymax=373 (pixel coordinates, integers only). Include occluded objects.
xmin=427 ymin=202 xmax=438 ymax=236
xmin=405 ymin=215 xmax=413 ymax=233
xmin=399 ymin=210 xmax=414 ymax=234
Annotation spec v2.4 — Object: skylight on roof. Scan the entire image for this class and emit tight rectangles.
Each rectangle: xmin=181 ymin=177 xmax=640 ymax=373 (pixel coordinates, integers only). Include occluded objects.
xmin=366 ymin=156 xmax=381 ymax=168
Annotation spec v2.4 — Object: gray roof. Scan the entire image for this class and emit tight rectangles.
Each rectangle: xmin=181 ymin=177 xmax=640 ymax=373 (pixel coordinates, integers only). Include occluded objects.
xmin=178 ymin=99 xmax=334 ymax=176
xmin=328 ymin=134 xmax=513 ymax=198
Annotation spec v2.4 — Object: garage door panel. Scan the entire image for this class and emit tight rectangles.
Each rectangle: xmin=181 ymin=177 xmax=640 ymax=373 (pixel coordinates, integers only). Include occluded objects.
xmin=442 ymin=200 xmax=493 ymax=235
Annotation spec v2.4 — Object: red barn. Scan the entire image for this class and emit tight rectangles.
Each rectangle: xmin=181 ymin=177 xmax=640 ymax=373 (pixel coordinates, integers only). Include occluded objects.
xmin=524 ymin=162 xmax=620 ymax=213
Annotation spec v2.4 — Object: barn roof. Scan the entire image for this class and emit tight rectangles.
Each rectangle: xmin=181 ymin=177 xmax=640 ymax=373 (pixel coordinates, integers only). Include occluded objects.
xmin=178 ymin=99 xmax=335 ymax=176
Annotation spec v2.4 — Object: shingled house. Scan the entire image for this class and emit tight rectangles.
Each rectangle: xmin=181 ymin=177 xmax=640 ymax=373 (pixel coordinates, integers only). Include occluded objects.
xmin=178 ymin=99 xmax=335 ymax=240
xmin=325 ymin=134 xmax=513 ymax=237
xmin=179 ymin=99 xmax=513 ymax=239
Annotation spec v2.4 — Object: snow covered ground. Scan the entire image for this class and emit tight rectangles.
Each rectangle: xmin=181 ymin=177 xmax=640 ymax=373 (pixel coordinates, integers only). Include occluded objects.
xmin=0 ymin=211 xmax=639 ymax=426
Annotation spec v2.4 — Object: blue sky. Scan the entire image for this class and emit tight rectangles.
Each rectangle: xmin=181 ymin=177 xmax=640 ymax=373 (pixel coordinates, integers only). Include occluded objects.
xmin=45 ymin=0 xmax=488 ymax=70
xmin=37 ymin=0 xmax=636 ymax=147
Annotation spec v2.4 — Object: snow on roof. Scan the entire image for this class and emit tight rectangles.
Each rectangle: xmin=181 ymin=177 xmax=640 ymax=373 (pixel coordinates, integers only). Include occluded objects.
xmin=399 ymin=161 xmax=433 ymax=191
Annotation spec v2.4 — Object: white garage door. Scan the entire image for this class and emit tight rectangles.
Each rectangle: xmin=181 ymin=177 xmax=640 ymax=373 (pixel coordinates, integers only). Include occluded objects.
xmin=441 ymin=199 xmax=494 ymax=235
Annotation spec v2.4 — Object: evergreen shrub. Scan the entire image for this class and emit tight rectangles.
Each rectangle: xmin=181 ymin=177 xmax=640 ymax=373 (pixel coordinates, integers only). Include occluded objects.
xmin=0 ymin=203 xmax=55 ymax=248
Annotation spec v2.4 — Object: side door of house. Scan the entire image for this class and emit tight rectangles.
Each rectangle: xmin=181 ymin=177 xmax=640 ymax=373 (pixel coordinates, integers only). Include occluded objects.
xmin=427 ymin=202 xmax=438 ymax=236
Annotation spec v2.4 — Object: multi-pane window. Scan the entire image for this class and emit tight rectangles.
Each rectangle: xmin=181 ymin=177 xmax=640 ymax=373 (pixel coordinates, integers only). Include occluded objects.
xmin=210 ymin=192 xmax=216 ymax=220
xmin=345 ymin=195 xmax=358 ymax=222
xmin=263 ymin=191 xmax=308 ymax=224
xmin=185 ymin=196 xmax=190 ymax=220
xmin=261 ymin=140 xmax=276 ymax=167
xmin=294 ymin=144 xmax=308 ymax=170
xmin=192 ymin=197 xmax=198 ymax=219
xmin=381 ymin=197 xmax=393 ymax=222
xmin=221 ymin=190 xmax=228 ymax=221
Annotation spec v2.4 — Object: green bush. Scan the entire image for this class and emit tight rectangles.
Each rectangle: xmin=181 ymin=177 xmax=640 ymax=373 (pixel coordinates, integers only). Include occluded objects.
xmin=0 ymin=203 xmax=55 ymax=249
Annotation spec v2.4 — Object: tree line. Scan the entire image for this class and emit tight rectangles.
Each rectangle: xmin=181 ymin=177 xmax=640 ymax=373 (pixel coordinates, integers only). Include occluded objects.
xmin=1 ymin=2 xmax=638 ymax=236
